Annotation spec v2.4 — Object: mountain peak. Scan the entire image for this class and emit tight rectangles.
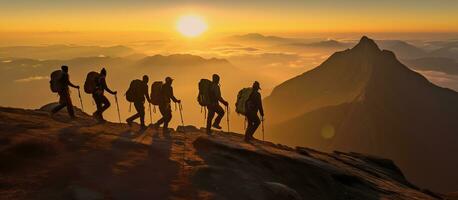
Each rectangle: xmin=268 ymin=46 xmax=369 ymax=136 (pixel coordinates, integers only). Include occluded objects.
xmin=353 ymin=36 xmax=381 ymax=52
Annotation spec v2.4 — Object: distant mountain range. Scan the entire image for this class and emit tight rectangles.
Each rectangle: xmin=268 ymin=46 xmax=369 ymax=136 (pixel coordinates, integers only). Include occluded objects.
xmin=403 ymin=57 xmax=458 ymax=75
xmin=264 ymin=36 xmax=458 ymax=192
xmin=138 ymin=54 xmax=230 ymax=67
xmin=229 ymin=33 xmax=294 ymax=44
xmin=377 ymin=40 xmax=428 ymax=59
xmin=0 ymin=45 xmax=135 ymax=60
xmin=283 ymin=40 xmax=351 ymax=49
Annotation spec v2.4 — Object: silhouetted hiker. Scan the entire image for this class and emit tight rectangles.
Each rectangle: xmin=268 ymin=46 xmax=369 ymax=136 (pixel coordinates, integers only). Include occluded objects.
xmin=153 ymin=77 xmax=181 ymax=134
xmin=126 ymin=75 xmax=152 ymax=130
xmin=244 ymin=81 xmax=264 ymax=141
xmin=50 ymin=65 xmax=80 ymax=119
xmin=206 ymin=74 xmax=228 ymax=134
xmin=91 ymin=68 xmax=117 ymax=122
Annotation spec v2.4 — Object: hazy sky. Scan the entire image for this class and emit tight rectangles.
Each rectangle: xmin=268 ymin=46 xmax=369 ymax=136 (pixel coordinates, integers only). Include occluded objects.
xmin=1 ymin=0 xmax=457 ymax=34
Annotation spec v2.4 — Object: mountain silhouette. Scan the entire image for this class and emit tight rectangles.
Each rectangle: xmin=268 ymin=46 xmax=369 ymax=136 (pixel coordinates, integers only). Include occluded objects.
xmin=0 ymin=105 xmax=444 ymax=199
xmin=430 ymin=43 xmax=458 ymax=60
xmin=264 ymin=36 xmax=458 ymax=192
xmin=138 ymin=54 xmax=230 ymax=67
xmin=287 ymin=40 xmax=351 ymax=49
xmin=403 ymin=57 xmax=458 ymax=75
xmin=0 ymin=45 xmax=135 ymax=60
xmin=377 ymin=40 xmax=427 ymax=59
xmin=229 ymin=33 xmax=294 ymax=44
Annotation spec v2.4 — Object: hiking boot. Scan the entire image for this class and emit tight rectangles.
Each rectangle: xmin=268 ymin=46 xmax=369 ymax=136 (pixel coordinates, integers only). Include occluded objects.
xmin=140 ymin=125 xmax=148 ymax=131
xmin=212 ymin=124 xmax=222 ymax=129
xmin=126 ymin=119 xmax=133 ymax=127
xmin=152 ymin=123 xmax=160 ymax=130
xmin=206 ymin=129 xmax=213 ymax=135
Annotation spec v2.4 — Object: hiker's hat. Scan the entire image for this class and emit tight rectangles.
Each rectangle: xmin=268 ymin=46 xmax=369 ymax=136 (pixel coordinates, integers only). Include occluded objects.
xmin=165 ymin=76 xmax=174 ymax=82
xmin=253 ymin=81 xmax=261 ymax=90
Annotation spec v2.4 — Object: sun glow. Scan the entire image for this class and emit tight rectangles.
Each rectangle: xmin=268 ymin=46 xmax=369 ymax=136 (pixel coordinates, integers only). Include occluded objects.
xmin=176 ymin=15 xmax=207 ymax=38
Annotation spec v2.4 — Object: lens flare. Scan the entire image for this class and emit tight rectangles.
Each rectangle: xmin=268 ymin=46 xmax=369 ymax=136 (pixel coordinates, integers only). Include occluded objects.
xmin=321 ymin=124 xmax=335 ymax=139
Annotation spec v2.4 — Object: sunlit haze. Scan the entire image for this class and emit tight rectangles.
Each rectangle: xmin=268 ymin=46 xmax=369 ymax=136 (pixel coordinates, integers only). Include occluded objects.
xmin=1 ymin=1 xmax=458 ymax=195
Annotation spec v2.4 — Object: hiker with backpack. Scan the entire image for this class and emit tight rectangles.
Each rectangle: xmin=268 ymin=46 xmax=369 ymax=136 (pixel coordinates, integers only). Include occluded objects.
xmin=87 ymin=68 xmax=117 ymax=122
xmin=126 ymin=75 xmax=152 ymax=130
xmin=50 ymin=65 xmax=80 ymax=119
xmin=202 ymin=74 xmax=228 ymax=134
xmin=243 ymin=81 xmax=264 ymax=141
xmin=153 ymin=77 xmax=181 ymax=134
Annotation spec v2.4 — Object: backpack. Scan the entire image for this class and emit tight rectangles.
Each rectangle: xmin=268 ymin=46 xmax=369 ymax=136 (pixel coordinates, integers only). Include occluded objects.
xmin=49 ymin=70 xmax=63 ymax=93
xmin=125 ymin=79 xmax=144 ymax=102
xmin=84 ymin=71 xmax=100 ymax=94
xmin=150 ymin=81 xmax=163 ymax=105
xmin=235 ymin=87 xmax=253 ymax=115
xmin=197 ymin=79 xmax=212 ymax=106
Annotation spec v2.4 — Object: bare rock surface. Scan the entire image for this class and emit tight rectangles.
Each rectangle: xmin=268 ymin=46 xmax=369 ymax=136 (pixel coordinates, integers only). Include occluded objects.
xmin=0 ymin=105 xmax=445 ymax=199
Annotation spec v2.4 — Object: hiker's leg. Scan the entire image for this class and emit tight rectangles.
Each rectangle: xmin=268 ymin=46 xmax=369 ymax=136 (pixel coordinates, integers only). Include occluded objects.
xmin=245 ymin=114 xmax=254 ymax=138
xmin=163 ymin=106 xmax=172 ymax=130
xmin=52 ymin=99 xmax=66 ymax=114
xmin=245 ymin=112 xmax=259 ymax=139
xmin=213 ymin=104 xmax=225 ymax=126
xmin=245 ymin=118 xmax=253 ymax=137
xmin=99 ymin=95 xmax=110 ymax=120
xmin=100 ymin=95 xmax=111 ymax=113
xmin=127 ymin=101 xmax=142 ymax=122
xmin=206 ymin=106 xmax=216 ymax=131
xmin=250 ymin=114 xmax=260 ymax=138
xmin=52 ymin=93 xmax=67 ymax=114
xmin=51 ymin=103 xmax=66 ymax=114
xmin=156 ymin=104 xmax=166 ymax=125
xmin=135 ymin=102 xmax=146 ymax=127
xmin=64 ymin=91 xmax=75 ymax=117
xmin=126 ymin=113 xmax=140 ymax=122
xmin=92 ymin=94 xmax=102 ymax=115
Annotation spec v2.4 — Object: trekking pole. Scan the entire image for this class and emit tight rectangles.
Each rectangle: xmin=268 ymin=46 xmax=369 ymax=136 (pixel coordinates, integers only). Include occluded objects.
xmin=262 ymin=116 xmax=265 ymax=141
xmin=179 ymin=102 xmax=184 ymax=127
xmin=114 ymin=94 xmax=121 ymax=123
xmin=77 ymin=88 xmax=84 ymax=112
xmin=226 ymin=105 xmax=230 ymax=132
xmin=148 ymin=103 xmax=153 ymax=125
xmin=179 ymin=102 xmax=186 ymax=171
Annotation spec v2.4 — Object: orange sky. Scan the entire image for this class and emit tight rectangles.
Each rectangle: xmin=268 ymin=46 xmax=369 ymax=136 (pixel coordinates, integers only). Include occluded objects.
xmin=1 ymin=0 xmax=458 ymax=35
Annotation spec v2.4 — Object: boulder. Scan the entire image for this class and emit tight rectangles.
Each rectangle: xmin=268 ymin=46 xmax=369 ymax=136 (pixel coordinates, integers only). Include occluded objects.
xmin=262 ymin=182 xmax=302 ymax=200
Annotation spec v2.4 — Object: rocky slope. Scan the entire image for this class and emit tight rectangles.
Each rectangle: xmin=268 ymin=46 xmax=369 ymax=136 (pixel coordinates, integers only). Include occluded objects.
xmin=0 ymin=105 xmax=447 ymax=199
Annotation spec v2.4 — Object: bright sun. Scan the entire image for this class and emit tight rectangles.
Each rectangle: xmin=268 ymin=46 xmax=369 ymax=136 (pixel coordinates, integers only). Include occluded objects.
xmin=176 ymin=15 xmax=207 ymax=38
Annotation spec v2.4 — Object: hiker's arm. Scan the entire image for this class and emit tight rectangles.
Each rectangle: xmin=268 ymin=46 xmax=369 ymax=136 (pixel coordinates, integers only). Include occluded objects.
xmin=218 ymin=91 xmax=228 ymax=106
xmin=68 ymin=77 xmax=79 ymax=88
xmin=170 ymin=88 xmax=180 ymax=103
xmin=102 ymin=78 xmax=116 ymax=94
